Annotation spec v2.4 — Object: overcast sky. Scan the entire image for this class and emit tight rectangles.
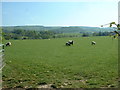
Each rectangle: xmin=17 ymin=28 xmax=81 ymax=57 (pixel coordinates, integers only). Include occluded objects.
xmin=1 ymin=0 xmax=119 ymax=27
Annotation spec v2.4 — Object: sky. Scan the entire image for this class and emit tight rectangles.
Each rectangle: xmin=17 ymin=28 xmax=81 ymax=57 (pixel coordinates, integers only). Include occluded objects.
xmin=1 ymin=0 xmax=119 ymax=27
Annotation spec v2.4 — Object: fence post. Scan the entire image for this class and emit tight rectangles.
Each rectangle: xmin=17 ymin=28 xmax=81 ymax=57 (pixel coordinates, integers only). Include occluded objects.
xmin=0 ymin=27 xmax=5 ymax=89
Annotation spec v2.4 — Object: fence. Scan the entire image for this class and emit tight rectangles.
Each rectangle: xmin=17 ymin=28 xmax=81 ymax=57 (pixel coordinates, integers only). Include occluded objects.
xmin=0 ymin=29 xmax=4 ymax=89
xmin=0 ymin=44 xmax=5 ymax=70
xmin=0 ymin=29 xmax=5 ymax=70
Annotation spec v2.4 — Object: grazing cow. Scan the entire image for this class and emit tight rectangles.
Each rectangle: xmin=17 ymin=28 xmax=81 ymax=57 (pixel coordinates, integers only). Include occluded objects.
xmin=91 ymin=41 xmax=96 ymax=45
xmin=66 ymin=42 xmax=71 ymax=46
xmin=6 ymin=42 xmax=12 ymax=46
xmin=68 ymin=40 xmax=74 ymax=45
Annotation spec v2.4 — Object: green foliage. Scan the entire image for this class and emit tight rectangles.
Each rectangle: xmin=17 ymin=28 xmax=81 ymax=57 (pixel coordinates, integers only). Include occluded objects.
xmin=3 ymin=29 xmax=56 ymax=40
xmin=2 ymin=37 xmax=118 ymax=88
xmin=3 ymin=29 xmax=113 ymax=40
xmin=2 ymin=25 xmax=116 ymax=40
xmin=82 ymin=33 xmax=90 ymax=37
xmin=0 ymin=28 xmax=2 ymax=43
xmin=1 ymin=26 xmax=114 ymax=33
xmin=54 ymin=33 xmax=82 ymax=38
xmin=92 ymin=32 xmax=111 ymax=36
xmin=101 ymin=22 xmax=120 ymax=36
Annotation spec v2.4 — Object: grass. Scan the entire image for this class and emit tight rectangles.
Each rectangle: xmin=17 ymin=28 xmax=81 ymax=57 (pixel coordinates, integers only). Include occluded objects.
xmin=2 ymin=36 xmax=118 ymax=88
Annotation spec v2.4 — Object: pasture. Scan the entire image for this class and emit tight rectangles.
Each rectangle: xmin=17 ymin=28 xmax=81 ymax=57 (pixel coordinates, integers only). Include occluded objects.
xmin=2 ymin=36 xmax=118 ymax=88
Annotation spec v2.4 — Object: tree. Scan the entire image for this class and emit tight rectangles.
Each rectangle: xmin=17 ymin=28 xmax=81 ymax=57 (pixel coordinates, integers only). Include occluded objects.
xmin=82 ymin=33 xmax=89 ymax=37
xmin=101 ymin=22 xmax=120 ymax=36
xmin=92 ymin=32 xmax=99 ymax=36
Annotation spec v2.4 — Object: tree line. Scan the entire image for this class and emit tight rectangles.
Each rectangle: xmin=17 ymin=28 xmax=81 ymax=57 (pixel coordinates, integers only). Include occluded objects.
xmin=3 ymin=29 xmax=56 ymax=40
xmin=82 ymin=32 xmax=113 ymax=37
xmin=2 ymin=29 xmax=113 ymax=40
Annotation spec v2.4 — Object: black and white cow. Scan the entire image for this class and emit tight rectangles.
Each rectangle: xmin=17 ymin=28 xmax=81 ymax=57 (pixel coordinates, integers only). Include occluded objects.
xmin=66 ymin=42 xmax=71 ymax=46
xmin=91 ymin=41 xmax=96 ymax=45
xmin=68 ymin=40 xmax=74 ymax=45
xmin=6 ymin=42 xmax=12 ymax=46
xmin=65 ymin=40 xmax=74 ymax=46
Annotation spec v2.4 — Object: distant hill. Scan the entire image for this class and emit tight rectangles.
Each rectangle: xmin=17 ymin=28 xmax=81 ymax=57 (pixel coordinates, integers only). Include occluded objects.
xmin=1 ymin=25 xmax=115 ymax=33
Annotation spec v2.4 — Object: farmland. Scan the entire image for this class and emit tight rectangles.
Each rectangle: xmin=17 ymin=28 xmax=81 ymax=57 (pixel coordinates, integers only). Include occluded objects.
xmin=2 ymin=36 xmax=118 ymax=88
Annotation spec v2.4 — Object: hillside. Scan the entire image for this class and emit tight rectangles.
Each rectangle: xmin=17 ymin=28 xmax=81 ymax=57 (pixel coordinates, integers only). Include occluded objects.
xmin=1 ymin=26 xmax=115 ymax=33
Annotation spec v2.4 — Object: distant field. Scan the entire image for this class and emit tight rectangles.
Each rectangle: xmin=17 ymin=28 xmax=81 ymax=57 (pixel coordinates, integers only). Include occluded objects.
xmin=2 ymin=36 xmax=118 ymax=88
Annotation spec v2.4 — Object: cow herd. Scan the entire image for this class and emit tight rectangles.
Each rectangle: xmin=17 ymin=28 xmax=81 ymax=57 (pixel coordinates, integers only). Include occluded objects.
xmin=3 ymin=40 xmax=96 ymax=49
xmin=65 ymin=40 xmax=96 ymax=46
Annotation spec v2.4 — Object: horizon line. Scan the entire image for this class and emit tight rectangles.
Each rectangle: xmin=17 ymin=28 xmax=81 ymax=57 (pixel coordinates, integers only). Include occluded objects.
xmin=0 ymin=24 xmax=101 ymax=27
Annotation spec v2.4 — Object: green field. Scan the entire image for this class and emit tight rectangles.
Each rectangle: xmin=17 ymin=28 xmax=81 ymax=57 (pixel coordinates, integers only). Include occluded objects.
xmin=2 ymin=36 xmax=118 ymax=88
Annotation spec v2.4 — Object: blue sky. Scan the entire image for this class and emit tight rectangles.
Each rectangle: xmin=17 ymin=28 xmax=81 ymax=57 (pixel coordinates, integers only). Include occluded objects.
xmin=2 ymin=1 xmax=118 ymax=27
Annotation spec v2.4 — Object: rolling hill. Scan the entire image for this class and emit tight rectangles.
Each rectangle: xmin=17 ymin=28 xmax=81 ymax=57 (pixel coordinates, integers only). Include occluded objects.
xmin=1 ymin=25 xmax=115 ymax=33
